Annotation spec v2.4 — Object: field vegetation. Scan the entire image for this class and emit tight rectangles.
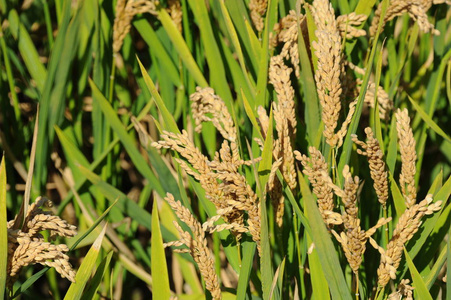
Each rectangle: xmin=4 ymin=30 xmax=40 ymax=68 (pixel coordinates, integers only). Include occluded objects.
xmin=0 ymin=0 xmax=450 ymax=299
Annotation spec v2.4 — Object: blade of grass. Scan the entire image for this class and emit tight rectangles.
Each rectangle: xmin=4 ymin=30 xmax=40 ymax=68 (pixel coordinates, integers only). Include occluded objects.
xmin=448 ymin=225 xmax=451 ymax=299
xmin=64 ymin=224 xmax=108 ymax=300
xmin=255 ymin=0 xmax=278 ymax=108
xmin=35 ymin=0 xmax=79 ymax=191
xmin=0 ymin=156 xmax=7 ymax=300
xmin=424 ymin=244 xmax=446 ymax=289
xmin=136 ymin=58 xmax=180 ymax=134
xmin=338 ymin=0 xmax=389 ymax=175
xmin=158 ymin=9 xmax=208 ymax=87
xmin=306 ymin=234 xmax=331 ymax=300
xmin=297 ymin=7 xmax=320 ymax=143
xmin=407 ymin=175 xmax=451 ymax=260
xmin=151 ymin=201 xmax=171 ymax=299
xmin=261 ymin=191 xmax=273 ymax=300
xmin=258 ymin=107 xmax=273 ymax=191
xmin=404 ymin=248 xmax=433 ymax=300
xmin=406 ymin=94 xmax=451 ymax=143
xmin=219 ymin=0 xmax=255 ymax=95
xmin=224 ymin=0 xmax=257 ymax=71
xmin=269 ymin=258 xmax=285 ymax=300
xmin=7 ymin=10 xmax=47 ymax=92
xmin=88 ymin=78 xmax=165 ymax=197
xmin=133 ymin=19 xmax=182 ymax=87
xmin=80 ymin=251 xmax=114 ymax=300
xmin=236 ymin=240 xmax=256 ymax=299
xmin=187 ymin=0 xmax=233 ymax=106
xmin=299 ymin=174 xmax=352 ymax=300
xmin=78 ymin=165 xmax=168 ymax=235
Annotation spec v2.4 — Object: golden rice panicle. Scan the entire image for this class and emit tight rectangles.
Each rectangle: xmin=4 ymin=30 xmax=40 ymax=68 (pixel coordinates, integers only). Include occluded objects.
xmin=152 ymin=130 xmax=210 ymax=180
xmin=311 ymin=0 xmax=356 ymax=147
xmin=164 ymin=194 xmax=222 ymax=300
xmin=201 ymin=207 xmax=248 ymax=234
xmin=113 ymin=0 xmax=157 ymax=53
xmin=167 ymin=0 xmax=182 ymax=32
xmin=7 ymin=197 xmax=77 ymax=289
xmin=396 ymin=108 xmax=417 ymax=208
xmin=276 ymin=10 xmax=304 ymax=78
xmin=257 ymin=105 xmax=270 ymax=139
xmin=370 ymin=194 xmax=441 ymax=287
xmin=349 ymin=62 xmax=393 ymax=120
xmin=369 ymin=0 xmax=445 ymax=37
xmin=336 ymin=12 xmax=368 ymax=39
xmin=190 ymin=87 xmax=237 ymax=142
xmin=152 ymin=131 xmax=243 ymax=225
xmin=211 ymin=157 xmax=261 ymax=254
xmin=352 ymin=127 xmax=389 ymax=208
xmin=269 ymin=55 xmax=297 ymax=191
xmin=363 ymin=81 xmax=393 ymax=120
xmin=269 ymin=56 xmax=297 ymax=136
xmin=249 ymin=0 xmax=268 ymax=33
xmin=327 ymin=166 xmax=391 ymax=274
xmin=294 ymin=147 xmax=340 ymax=226
xmin=388 ymin=279 xmax=414 ymax=300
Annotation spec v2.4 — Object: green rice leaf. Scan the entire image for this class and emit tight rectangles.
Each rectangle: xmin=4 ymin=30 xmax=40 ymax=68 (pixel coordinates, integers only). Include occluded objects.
xmin=151 ymin=201 xmax=171 ymax=299
xmin=408 ymin=175 xmax=451 ymax=258
xmin=406 ymin=94 xmax=451 ymax=143
xmin=255 ymin=0 xmax=278 ymax=108
xmin=404 ymin=248 xmax=433 ymax=300
xmin=258 ymin=108 xmax=273 ymax=190
xmin=158 ymin=9 xmax=208 ymax=87
xmin=88 ymin=78 xmax=165 ymax=196
xmin=389 ymin=171 xmax=407 ymax=216
xmin=338 ymin=0 xmax=389 ymax=175
xmin=306 ymin=234 xmax=330 ymax=300
xmin=78 ymin=165 xmax=178 ymax=240
xmin=219 ymin=1 xmax=255 ymax=95
xmin=133 ymin=19 xmax=182 ymax=87
xmin=137 ymin=58 xmax=180 ymax=134
xmin=241 ymin=90 xmax=261 ymax=139
xmin=236 ymin=240 xmax=256 ymax=299
xmin=424 ymin=244 xmax=446 ymax=289
xmin=8 ymin=10 xmax=47 ymax=92
xmin=260 ymin=190 xmax=273 ymax=300
xmin=299 ymin=175 xmax=352 ymax=300
xmin=64 ymin=224 xmax=107 ymax=300
xmin=448 ymin=225 xmax=451 ymax=299
xmin=80 ymin=251 xmax=114 ymax=300
xmin=0 ymin=157 xmax=7 ymax=299
xmin=297 ymin=8 xmax=320 ymax=143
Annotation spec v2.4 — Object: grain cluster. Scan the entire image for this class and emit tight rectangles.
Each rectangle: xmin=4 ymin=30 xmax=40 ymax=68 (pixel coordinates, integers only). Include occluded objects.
xmin=6 ymin=197 xmax=77 ymax=290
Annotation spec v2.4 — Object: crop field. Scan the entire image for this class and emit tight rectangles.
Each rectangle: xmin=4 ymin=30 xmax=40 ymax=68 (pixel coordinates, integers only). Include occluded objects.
xmin=0 ymin=0 xmax=450 ymax=299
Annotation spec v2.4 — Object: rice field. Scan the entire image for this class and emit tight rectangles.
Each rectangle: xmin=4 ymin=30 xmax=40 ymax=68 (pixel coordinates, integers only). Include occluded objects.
xmin=0 ymin=0 xmax=450 ymax=299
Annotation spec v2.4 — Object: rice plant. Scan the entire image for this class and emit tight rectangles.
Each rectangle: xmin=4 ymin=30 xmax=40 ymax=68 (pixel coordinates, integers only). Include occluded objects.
xmin=0 ymin=0 xmax=450 ymax=299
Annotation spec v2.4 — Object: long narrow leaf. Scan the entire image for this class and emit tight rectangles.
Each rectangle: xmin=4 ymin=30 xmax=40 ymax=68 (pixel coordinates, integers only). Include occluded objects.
xmin=151 ymin=201 xmax=171 ymax=299
xmin=404 ymin=248 xmax=433 ymax=300
xmin=0 ymin=157 xmax=7 ymax=299
xmin=299 ymin=175 xmax=352 ymax=300
xmin=64 ymin=224 xmax=107 ymax=300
